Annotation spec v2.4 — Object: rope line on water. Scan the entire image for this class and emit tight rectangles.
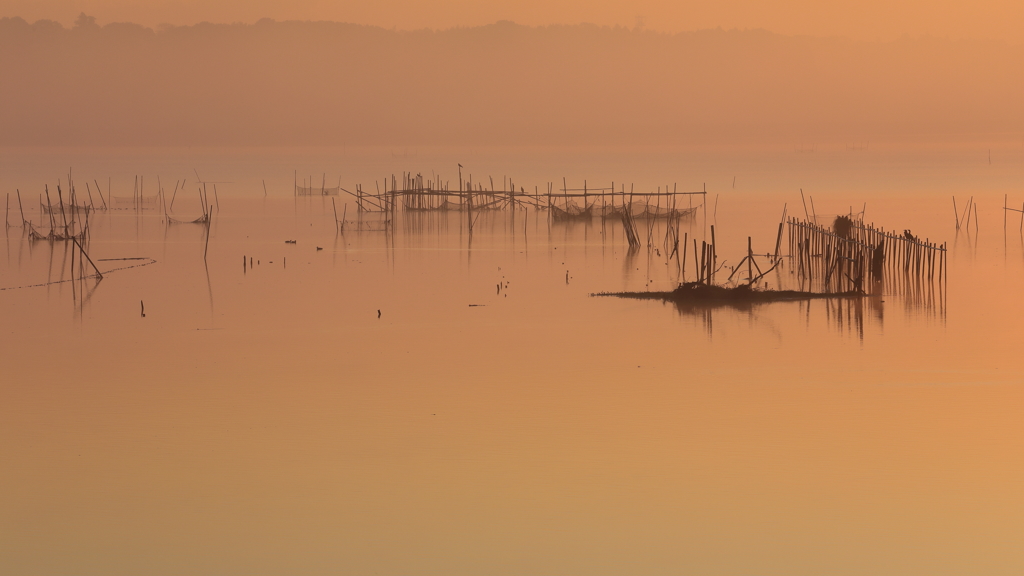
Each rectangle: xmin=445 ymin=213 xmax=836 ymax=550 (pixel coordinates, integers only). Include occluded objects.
xmin=0 ymin=258 xmax=157 ymax=291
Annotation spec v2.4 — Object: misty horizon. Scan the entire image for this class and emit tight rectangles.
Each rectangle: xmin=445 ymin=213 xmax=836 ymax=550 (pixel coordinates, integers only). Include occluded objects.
xmin=14 ymin=12 xmax=1024 ymax=42
xmin=5 ymin=0 xmax=1024 ymax=44
xmin=2 ymin=14 xmax=1022 ymax=148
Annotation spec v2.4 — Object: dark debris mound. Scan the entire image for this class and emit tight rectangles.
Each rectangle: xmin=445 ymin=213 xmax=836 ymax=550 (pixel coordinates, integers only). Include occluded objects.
xmin=833 ymin=215 xmax=854 ymax=238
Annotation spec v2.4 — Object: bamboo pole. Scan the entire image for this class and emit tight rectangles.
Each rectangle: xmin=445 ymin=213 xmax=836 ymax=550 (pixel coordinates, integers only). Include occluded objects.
xmin=57 ymin=185 xmax=69 ymax=234
xmin=710 ymin=225 xmax=716 ymax=284
xmin=72 ymin=237 xmax=102 ymax=279
xmin=681 ymin=232 xmax=688 ymax=281
xmin=203 ymin=211 xmax=212 ymax=261
xmin=693 ymin=239 xmax=699 ymax=281
xmin=170 ymin=180 xmax=180 ymax=211
xmin=44 ymin=186 xmax=55 ymax=229
xmin=773 ymin=221 xmax=784 ymax=261
xmin=699 ymin=241 xmax=706 ymax=283
xmin=747 ymin=237 xmax=752 ymax=285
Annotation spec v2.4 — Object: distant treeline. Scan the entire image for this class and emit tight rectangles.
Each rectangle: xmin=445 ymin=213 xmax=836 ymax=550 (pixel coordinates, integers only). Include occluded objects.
xmin=1 ymin=15 xmax=1022 ymax=146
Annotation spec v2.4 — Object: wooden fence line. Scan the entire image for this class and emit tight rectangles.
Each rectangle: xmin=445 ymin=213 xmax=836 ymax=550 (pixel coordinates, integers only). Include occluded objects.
xmin=787 ymin=217 xmax=946 ymax=292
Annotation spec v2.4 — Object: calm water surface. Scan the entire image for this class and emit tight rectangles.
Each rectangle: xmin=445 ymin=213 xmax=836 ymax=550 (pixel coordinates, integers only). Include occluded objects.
xmin=2 ymin=145 xmax=1023 ymax=575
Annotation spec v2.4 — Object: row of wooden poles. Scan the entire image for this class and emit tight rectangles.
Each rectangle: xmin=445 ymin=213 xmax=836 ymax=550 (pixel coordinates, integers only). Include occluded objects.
xmin=314 ymin=171 xmax=707 ymax=216
xmin=788 ymin=217 xmax=946 ymax=292
xmin=5 ymin=180 xmax=107 ymax=234
xmin=838 ymin=218 xmax=946 ymax=282
xmin=674 ymin=226 xmax=780 ymax=285
xmin=953 ymin=194 xmax=1024 ymax=234
xmin=4 ymin=173 xmax=105 ymax=281
xmin=6 ymin=174 xmax=208 ymax=223
xmin=685 ymin=226 xmax=717 ymax=284
xmin=5 ymin=174 xmax=159 ymax=236
xmin=301 ymin=171 xmax=707 ymax=241
xmin=790 ymin=219 xmax=872 ymax=293
xmin=8 ymin=172 xmax=216 ymax=263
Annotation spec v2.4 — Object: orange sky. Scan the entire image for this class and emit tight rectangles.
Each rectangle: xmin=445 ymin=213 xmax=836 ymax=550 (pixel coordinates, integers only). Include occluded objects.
xmin=2 ymin=0 xmax=1023 ymax=43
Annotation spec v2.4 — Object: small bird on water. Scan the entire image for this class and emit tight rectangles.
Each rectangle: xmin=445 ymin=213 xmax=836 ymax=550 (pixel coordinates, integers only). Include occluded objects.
xmin=377 ymin=309 xmax=381 ymax=318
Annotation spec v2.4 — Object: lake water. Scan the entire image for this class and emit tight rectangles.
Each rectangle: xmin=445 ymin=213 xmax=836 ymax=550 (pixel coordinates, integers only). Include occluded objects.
xmin=2 ymin=144 xmax=1023 ymax=575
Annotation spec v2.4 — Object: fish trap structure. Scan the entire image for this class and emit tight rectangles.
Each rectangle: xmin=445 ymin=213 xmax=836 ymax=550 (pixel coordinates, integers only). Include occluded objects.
xmin=335 ymin=173 xmax=487 ymax=214
xmin=105 ymin=175 xmax=165 ymax=211
xmin=26 ymin=183 xmax=93 ymax=242
xmin=788 ymin=215 xmax=946 ymax=293
xmin=394 ymin=172 xmax=520 ymax=212
xmin=550 ymin=200 xmax=594 ymax=221
xmin=295 ymin=185 xmax=340 ymax=196
xmin=294 ymin=172 xmax=341 ymax=196
xmin=397 ymin=172 xmax=458 ymax=211
xmin=109 ymin=194 xmax=160 ymax=210
xmin=609 ymin=200 xmax=699 ymax=220
xmin=324 ymin=170 xmax=707 ymax=226
xmin=550 ymin=180 xmax=705 ymax=223
xmin=165 ymin=213 xmax=211 ymax=225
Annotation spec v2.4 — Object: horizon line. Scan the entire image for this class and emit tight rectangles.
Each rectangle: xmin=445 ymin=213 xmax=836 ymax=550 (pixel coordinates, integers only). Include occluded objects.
xmin=2 ymin=14 xmax=1018 ymax=46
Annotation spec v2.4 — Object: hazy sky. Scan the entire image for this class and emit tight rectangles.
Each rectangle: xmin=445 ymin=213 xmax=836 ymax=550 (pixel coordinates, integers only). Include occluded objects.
xmin=2 ymin=0 xmax=1022 ymax=43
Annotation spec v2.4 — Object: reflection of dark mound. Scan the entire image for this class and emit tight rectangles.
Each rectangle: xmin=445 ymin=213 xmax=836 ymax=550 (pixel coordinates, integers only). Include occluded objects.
xmin=594 ymin=282 xmax=864 ymax=309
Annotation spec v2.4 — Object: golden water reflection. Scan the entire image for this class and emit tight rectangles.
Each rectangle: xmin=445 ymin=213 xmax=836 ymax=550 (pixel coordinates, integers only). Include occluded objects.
xmin=2 ymin=171 xmax=1023 ymax=574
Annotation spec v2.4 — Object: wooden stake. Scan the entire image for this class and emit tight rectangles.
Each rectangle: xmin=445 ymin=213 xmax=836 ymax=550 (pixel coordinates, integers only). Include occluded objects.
xmin=773 ymin=222 xmax=784 ymax=261
xmin=170 ymin=180 xmax=179 ymax=212
xmin=681 ymin=232 xmax=688 ymax=280
xmin=203 ymin=213 xmax=212 ymax=261
xmin=94 ymin=179 xmax=107 ymax=209
xmin=710 ymin=225 xmax=716 ymax=284
xmin=747 ymin=237 xmax=753 ymax=285
xmin=72 ymin=237 xmax=102 ymax=279
xmin=696 ymin=237 xmax=704 ymax=280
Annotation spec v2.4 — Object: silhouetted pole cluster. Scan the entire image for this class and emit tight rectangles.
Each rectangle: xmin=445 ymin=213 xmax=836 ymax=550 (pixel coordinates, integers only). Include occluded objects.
xmin=788 ymin=217 xmax=946 ymax=293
